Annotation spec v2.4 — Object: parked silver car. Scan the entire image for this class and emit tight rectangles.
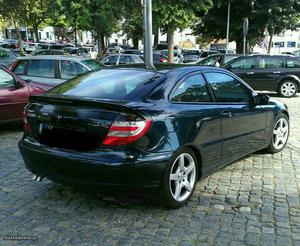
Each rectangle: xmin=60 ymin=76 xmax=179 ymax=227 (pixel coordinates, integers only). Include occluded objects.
xmin=102 ymin=54 xmax=144 ymax=65
xmin=9 ymin=56 xmax=103 ymax=85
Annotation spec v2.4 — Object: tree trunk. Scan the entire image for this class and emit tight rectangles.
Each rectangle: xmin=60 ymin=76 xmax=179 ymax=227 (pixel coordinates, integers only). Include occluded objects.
xmin=153 ymin=26 xmax=159 ymax=47
xmin=267 ymin=27 xmax=274 ymax=54
xmin=14 ymin=22 xmax=24 ymax=54
xmin=133 ymin=38 xmax=139 ymax=49
xmin=97 ymin=34 xmax=103 ymax=59
xmin=100 ymin=34 xmax=105 ymax=55
xmin=33 ymin=24 xmax=39 ymax=42
xmin=74 ymin=26 xmax=77 ymax=47
xmin=235 ymin=36 xmax=243 ymax=54
xmin=167 ymin=29 xmax=174 ymax=63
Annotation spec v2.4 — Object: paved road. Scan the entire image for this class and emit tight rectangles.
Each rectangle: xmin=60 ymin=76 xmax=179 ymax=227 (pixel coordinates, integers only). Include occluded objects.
xmin=1 ymin=94 xmax=300 ymax=246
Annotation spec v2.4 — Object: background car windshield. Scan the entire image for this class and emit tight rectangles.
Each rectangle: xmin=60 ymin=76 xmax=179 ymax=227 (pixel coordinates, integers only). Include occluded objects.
xmin=161 ymin=50 xmax=178 ymax=56
xmin=48 ymin=69 xmax=156 ymax=100
xmin=82 ymin=59 xmax=102 ymax=70
xmin=183 ymin=50 xmax=200 ymax=55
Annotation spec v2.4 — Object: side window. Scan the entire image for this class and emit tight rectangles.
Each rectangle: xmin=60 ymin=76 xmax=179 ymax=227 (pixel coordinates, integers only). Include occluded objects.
xmin=119 ymin=55 xmax=134 ymax=64
xmin=13 ymin=60 xmax=27 ymax=75
xmin=204 ymin=72 xmax=250 ymax=103
xmin=171 ymin=74 xmax=211 ymax=103
xmin=258 ymin=57 xmax=284 ymax=69
xmin=27 ymin=59 xmax=55 ymax=78
xmin=286 ymin=58 xmax=300 ymax=68
xmin=201 ymin=56 xmax=218 ymax=66
xmin=0 ymin=68 xmax=14 ymax=87
xmin=104 ymin=56 xmax=118 ymax=65
xmin=60 ymin=60 xmax=88 ymax=79
xmin=229 ymin=57 xmax=256 ymax=70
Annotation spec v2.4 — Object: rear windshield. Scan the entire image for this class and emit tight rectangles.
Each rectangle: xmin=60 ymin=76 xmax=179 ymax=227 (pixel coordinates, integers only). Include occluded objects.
xmin=81 ymin=59 xmax=102 ymax=70
xmin=47 ymin=69 xmax=157 ymax=100
xmin=183 ymin=50 xmax=200 ymax=55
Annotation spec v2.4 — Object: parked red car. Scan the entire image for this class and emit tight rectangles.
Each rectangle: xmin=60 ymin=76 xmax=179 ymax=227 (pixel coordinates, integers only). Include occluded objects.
xmin=0 ymin=65 xmax=52 ymax=123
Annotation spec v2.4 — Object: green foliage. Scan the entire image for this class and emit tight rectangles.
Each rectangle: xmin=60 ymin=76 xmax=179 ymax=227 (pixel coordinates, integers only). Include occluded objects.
xmin=121 ymin=0 xmax=143 ymax=48
xmin=195 ymin=0 xmax=300 ymax=52
xmin=153 ymin=0 xmax=213 ymax=32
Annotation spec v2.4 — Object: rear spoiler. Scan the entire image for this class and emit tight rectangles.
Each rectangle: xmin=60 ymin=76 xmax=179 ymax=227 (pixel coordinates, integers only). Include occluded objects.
xmin=29 ymin=95 xmax=146 ymax=118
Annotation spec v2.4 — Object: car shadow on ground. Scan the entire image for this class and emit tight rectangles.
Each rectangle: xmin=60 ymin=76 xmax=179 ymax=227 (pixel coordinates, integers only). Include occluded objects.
xmin=46 ymin=182 xmax=160 ymax=208
xmin=0 ymin=122 xmax=23 ymax=134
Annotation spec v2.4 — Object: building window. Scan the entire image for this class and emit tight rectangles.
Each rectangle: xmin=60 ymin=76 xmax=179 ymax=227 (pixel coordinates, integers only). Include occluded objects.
xmin=287 ymin=41 xmax=296 ymax=48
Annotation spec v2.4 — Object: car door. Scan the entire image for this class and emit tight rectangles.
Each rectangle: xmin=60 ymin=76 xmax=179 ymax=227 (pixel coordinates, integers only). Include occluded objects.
xmin=169 ymin=72 xmax=222 ymax=175
xmin=22 ymin=59 xmax=61 ymax=85
xmin=0 ymin=67 xmax=30 ymax=122
xmin=225 ymin=56 xmax=257 ymax=85
xmin=203 ymin=71 xmax=267 ymax=164
xmin=253 ymin=56 xmax=285 ymax=91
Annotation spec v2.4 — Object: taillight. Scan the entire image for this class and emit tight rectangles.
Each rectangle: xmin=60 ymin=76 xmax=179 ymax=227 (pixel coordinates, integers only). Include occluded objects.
xmin=103 ymin=119 xmax=152 ymax=145
xmin=22 ymin=110 xmax=32 ymax=133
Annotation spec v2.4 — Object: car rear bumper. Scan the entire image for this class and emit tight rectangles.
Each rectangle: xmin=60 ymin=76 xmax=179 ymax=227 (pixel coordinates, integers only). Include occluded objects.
xmin=19 ymin=138 xmax=172 ymax=190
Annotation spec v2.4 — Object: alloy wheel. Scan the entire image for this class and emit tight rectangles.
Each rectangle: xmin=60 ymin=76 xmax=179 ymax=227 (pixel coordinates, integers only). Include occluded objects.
xmin=169 ymin=153 xmax=196 ymax=202
xmin=273 ymin=118 xmax=289 ymax=150
xmin=280 ymin=82 xmax=296 ymax=97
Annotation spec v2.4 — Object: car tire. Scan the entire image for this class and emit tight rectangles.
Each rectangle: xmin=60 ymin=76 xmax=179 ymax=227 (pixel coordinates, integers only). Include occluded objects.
xmin=265 ymin=114 xmax=289 ymax=153
xmin=159 ymin=148 xmax=198 ymax=209
xmin=278 ymin=80 xmax=298 ymax=97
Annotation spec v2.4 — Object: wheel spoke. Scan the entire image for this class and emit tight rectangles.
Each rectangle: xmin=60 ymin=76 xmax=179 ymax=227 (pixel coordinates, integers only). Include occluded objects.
xmin=179 ymin=155 xmax=185 ymax=171
xmin=183 ymin=180 xmax=192 ymax=192
xmin=282 ymin=126 xmax=288 ymax=133
xmin=174 ymin=182 xmax=182 ymax=200
xmin=170 ymin=174 xmax=179 ymax=181
xmin=274 ymin=137 xmax=281 ymax=147
xmin=185 ymin=163 xmax=195 ymax=175
xmin=279 ymin=119 xmax=283 ymax=128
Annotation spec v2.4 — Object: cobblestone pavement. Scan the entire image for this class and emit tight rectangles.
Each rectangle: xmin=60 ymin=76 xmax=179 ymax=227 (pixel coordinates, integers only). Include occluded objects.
xmin=0 ymin=94 xmax=300 ymax=246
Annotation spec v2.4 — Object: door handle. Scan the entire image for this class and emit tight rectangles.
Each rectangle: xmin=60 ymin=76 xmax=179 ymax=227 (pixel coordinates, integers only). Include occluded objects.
xmin=246 ymin=72 xmax=254 ymax=75
xmin=273 ymin=71 xmax=281 ymax=74
xmin=221 ymin=111 xmax=232 ymax=118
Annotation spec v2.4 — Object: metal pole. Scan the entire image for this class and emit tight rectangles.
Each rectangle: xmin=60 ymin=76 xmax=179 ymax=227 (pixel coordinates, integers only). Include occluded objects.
xmin=142 ymin=0 xmax=154 ymax=69
xmin=225 ymin=0 xmax=231 ymax=54
xmin=243 ymin=36 xmax=246 ymax=55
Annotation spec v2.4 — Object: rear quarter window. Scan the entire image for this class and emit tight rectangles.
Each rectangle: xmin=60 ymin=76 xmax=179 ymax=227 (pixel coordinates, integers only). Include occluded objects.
xmin=286 ymin=58 xmax=300 ymax=68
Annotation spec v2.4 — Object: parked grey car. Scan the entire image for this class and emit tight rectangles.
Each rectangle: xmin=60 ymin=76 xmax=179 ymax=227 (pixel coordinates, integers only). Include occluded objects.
xmin=102 ymin=54 xmax=144 ymax=65
xmin=9 ymin=56 xmax=103 ymax=85
xmin=0 ymin=48 xmax=24 ymax=67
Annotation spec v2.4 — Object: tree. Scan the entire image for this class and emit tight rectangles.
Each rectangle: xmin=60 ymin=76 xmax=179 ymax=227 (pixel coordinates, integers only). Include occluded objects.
xmin=87 ymin=0 xmax=122 ymax=58
xmin=253 ymin=0 xmax=300 ymax=53
xmin=195 ymin=0 xmax=300 ymax=54
xmin=24 ymin=0 xmax=53 ymax=42
xmin=0 ymin=0 xmax=27 ymax=53
xmin=60 ymin=0 xmax=91 ymax=46
xmin=153 ymin=0 xmax=213 ymax=63
xmin=121 ymin=0 xmax=143 ymax=49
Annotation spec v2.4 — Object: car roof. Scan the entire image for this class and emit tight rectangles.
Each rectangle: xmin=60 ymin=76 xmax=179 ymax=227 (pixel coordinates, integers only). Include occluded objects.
xmin=17 ymin=55 xmax=91 ymax=61
xmin=108 ymin=64 xmax=227 ymax=74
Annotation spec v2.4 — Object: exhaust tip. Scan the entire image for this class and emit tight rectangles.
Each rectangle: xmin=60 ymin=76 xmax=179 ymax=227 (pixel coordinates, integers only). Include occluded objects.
xmin=32 ymin=175 xmax=44 ymax=182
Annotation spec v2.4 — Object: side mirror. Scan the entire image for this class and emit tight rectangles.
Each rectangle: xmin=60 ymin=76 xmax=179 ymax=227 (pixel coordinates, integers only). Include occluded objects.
xmin=13 ymin=78 xmax=24 ymax=88
xmin=253 ymin=94 xmax=269 ymax=105
xmin=226 ymin=65 xmax=232 ymax=71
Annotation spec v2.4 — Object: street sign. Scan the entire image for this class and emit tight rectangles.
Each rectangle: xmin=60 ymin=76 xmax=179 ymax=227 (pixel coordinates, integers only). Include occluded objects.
xmin=243 ymin=17 xmax=249 ymax=37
